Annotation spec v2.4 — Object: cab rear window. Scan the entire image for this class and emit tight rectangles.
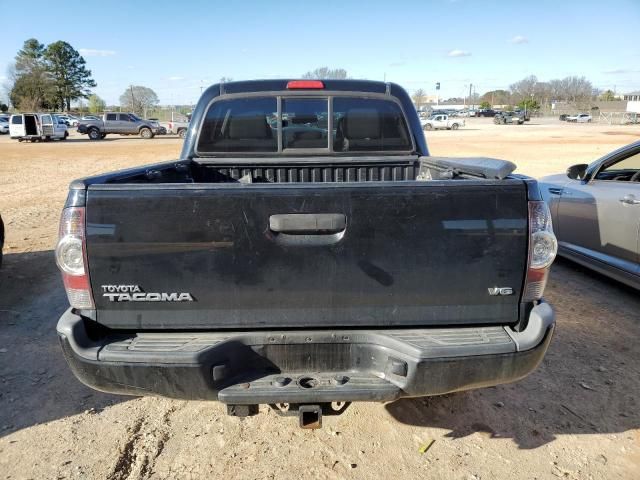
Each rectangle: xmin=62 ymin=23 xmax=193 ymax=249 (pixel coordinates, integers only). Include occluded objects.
xmin=333 ymin=98 xmax=411 ymax=152
xmin=197 ymin=96 xmax=412 ymax=154
xmin=198 ymin=97 xmax=278 ymax=153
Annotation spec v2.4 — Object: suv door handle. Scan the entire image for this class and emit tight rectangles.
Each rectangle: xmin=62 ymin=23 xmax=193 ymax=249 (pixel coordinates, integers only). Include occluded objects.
xmin=619 ymin=194 xmax=640 ymax=205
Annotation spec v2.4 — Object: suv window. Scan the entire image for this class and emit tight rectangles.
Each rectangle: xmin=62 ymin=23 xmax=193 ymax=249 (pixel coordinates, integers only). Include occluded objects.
xmin=198 ymin=97 xmax=278 ymax=153
xmin=106 ymin=113 xmax=117 ymax=121
xmin=596 ymin=151 xmax=640 ymax=181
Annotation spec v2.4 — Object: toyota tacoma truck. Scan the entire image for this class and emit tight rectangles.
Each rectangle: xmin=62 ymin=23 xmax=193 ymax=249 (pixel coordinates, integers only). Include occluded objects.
xmin=76 ymin=112 xmax=160 ymax=140
xmin=56 ymin=79 xmax=557 ymax=429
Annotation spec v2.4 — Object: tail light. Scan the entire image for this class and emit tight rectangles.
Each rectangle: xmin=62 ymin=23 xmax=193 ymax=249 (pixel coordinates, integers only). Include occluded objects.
xmin=523 ymin=201 xmax=558 ymax=301
xmin=286 ymin=80 xmax=324 ymax=89
xmin=55 ymin=207 xmax=94 ymax=309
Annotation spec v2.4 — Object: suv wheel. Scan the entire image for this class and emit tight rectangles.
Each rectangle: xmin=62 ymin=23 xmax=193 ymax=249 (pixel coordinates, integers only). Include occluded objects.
xmin=140 ymin=127 xmax=154 ymax=139
xmin=88 ymin=128 xmax=101 ymax=140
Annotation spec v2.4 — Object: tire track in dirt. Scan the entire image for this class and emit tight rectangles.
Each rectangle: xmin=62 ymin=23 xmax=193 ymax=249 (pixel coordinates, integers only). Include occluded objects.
xmin=108 ymin=405 xmax=177 ymax=480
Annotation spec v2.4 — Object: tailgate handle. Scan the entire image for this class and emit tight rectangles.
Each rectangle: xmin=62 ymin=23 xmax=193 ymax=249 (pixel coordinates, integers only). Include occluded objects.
xmin=269 ymin=214 xmax=346 ymax=234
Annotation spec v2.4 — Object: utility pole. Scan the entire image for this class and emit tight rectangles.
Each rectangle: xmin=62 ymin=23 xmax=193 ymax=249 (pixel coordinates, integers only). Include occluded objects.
xmin=468 ymin=83 xmax=473 ymax=109
xmin=129 ymin=85 xmax=135 ymax=113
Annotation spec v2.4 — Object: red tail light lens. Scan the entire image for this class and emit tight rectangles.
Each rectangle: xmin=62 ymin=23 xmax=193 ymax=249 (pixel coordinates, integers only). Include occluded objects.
xmin=286 ymin=80 xmax=325 ymax=89
xmin=523 ymin=201 xmax=558 ymax=301
xmin=55 ymin=207 xmax=94 ymax=309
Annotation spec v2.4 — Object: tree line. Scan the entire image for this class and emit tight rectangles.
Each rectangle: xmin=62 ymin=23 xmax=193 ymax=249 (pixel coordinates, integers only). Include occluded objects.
xmin=412 ymin=75 xmax=617 ymax=110
xmin=8 ymin=38 xmax=96 ymax=111
xmin=6 ymin=38 xmax=163 ymax=116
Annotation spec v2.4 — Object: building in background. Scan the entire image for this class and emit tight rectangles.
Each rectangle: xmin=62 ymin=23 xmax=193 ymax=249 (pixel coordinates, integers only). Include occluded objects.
xmin=623 ymin=91 xmax=640 ymax=113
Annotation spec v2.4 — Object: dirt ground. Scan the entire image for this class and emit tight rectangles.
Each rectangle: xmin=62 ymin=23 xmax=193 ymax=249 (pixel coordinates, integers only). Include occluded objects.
xmin=0 ymin=119 xmax=639 ymax=479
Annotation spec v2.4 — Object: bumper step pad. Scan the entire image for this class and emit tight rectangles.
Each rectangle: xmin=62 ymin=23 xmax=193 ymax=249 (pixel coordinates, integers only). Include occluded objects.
xmin=218 ymin=373 xmax=399 ymax=404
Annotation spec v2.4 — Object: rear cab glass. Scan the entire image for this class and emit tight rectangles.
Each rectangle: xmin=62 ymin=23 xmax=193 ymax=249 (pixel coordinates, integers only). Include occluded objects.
xmin=196 ymin=95 xmax=412 ymax=154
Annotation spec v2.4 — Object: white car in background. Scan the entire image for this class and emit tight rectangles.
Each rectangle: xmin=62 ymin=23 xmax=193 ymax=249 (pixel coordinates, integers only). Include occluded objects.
xmin=57 ymin=114 xmax=79 ymax=127
xmin=566 ymin=113 xmax=592 ymax=123
xmin=0 ymin=116 xmax=9 ymax=134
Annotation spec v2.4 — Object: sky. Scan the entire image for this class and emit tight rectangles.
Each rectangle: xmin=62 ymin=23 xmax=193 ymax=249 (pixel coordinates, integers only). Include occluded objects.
xmin=1 ymin=0 xmax=639 ymax=106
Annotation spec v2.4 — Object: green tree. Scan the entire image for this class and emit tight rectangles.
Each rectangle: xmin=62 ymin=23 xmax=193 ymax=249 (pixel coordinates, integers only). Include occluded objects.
xmin=119 ymin=85 xmax=159 ymax=117
xmin=9 ymin=73 xmax=55 ymax=111
xmin=0 ymin=103 xmax=8 ymax=113
xmin=517 ymin=99 xmax=540 ymax=110
xmin=9 ymin=38 xmax=55 ymax=110
xmin=301 ymin=67 xmax=348 ymax=79
xmin=480 ymin=89 xmax=510 ymax=105
xmin=15 ymin=38 xmax=46 ymax=75
xmin=599 ymin=89 xmax=616 ymax=101
xmin=88 ymin=94 xmax=106 ymax=113
xmin=479 ymin=101 xmax=491 ymax=109
xmin=44 ymin=41 xmax=97 ymax=111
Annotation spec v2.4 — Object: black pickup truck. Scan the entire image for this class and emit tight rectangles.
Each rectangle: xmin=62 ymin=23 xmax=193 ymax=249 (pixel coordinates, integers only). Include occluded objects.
xmin=56 ymin=79 xmax=557 ymax=428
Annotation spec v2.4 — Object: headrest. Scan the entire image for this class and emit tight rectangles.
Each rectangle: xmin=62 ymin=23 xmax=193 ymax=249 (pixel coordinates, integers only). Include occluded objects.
xmin=229 ymin=114 xmax=270 ymax=139
xmin=343 ymin=108 xmax=381 ymax=139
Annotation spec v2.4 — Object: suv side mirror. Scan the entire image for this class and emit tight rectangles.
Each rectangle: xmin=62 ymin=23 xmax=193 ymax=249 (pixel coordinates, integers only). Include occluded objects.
xmin=567 ymin=163 xmax=588 ymax=180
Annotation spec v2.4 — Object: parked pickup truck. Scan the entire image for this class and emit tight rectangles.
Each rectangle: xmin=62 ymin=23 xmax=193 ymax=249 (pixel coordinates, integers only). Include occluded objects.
xmin=76 ymin=112 xmax=160 ymax=140
xmin=421 ymin=114 xmax=465 ymax=130
xmin=166 ymin=119 xmax=190 ymax=138
xmin=494 ymin=111 xmax=525 ymax=125
xmin=56 ymin=79 xmax=557 ymax=429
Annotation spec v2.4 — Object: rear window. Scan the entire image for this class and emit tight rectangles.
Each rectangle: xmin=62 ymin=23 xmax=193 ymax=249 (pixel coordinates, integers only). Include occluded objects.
xmin=333 ymin=98 xmax=411 ymax=152
xmin=11 ymin=116 xmax=23 ymax=125
xmin=282 ymin=98 xmax=329 ymax=149
xmin=198 ymin=97 xmax=278 ymax=153
xmin=197 ymin=96 xmax=412 ymax=154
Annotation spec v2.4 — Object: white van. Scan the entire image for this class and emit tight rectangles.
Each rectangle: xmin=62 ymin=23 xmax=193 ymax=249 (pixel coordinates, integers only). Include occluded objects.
xmin=9 ymin=113 xmax=69 ymax=141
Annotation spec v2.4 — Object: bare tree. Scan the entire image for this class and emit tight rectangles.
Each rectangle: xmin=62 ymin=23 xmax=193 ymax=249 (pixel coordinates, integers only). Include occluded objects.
xmin=509 ymin=75 xmax=538 ymax=103
xmin=119 ymin=85 xmax=159 ymax=117
xmin=301 ymin=67 xmax=348 ymax=80
xmin=412 ymin=88 xmax=427 ymax=107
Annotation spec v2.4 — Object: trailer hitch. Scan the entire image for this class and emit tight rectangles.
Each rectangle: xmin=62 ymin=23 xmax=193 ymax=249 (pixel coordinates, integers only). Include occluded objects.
xmin=269 ymin=402 xmax=351 ymax=429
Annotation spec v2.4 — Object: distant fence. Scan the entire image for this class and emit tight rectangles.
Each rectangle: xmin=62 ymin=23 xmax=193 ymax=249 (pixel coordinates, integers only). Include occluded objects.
xmin=598 ymin=112 xmax=640 ymax=125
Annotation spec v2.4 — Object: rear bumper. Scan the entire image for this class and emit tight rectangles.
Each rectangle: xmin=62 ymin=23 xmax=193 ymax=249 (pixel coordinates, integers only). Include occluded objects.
xmin=57 ymin=303 xmax=555 ymax=404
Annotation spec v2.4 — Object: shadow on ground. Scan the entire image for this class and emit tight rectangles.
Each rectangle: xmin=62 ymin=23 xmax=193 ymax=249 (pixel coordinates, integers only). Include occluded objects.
xmin=385 ymin=258 xmax=640 ymax=449
xmin=0 ymin=251 xmax=126 ymax=437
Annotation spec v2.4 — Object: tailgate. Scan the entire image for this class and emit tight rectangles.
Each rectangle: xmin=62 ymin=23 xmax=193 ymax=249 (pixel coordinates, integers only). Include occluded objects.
xmin=86 ymin=181 xmax=528 ymax=329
